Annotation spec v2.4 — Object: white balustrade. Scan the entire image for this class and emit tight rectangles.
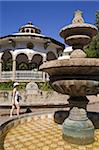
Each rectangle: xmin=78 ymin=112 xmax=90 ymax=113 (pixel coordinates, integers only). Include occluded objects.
xmin=2 ymin=71 xmax=12 ymax=79
xmin=1 ymin=70 xmax=44 ymax=81
xmin=16 ymin=70 xmax=43 ymax=80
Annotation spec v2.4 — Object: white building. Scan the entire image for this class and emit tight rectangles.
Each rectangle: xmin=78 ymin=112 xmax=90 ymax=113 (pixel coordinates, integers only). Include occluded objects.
xmin=58 ymin=46 xmax=73 ymax=60
xmin=0 ymin=22 xmax=65 ymax=82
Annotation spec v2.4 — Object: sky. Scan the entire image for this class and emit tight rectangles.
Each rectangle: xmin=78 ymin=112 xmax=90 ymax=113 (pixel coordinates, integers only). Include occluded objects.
xmin=0 ymin=0 xmax=99 ymax=43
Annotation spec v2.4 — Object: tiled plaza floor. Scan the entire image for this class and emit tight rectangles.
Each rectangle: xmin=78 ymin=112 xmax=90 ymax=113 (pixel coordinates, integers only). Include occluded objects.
xmin=4 ymin=114 xmax=99 ymax=150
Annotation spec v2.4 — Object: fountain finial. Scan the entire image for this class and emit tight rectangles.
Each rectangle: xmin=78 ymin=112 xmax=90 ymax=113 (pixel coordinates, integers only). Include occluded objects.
xmin=72 ymin=10 xmax=84 ymax=24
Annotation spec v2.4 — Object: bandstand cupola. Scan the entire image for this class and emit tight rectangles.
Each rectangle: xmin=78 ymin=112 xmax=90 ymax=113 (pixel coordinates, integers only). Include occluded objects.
xmin=19 ymin=22 xmax=41 ymax=34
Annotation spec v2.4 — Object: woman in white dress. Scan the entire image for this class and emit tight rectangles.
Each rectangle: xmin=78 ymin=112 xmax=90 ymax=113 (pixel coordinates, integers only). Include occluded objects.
xmin=10 ymin=82 xmax=20 ymax=117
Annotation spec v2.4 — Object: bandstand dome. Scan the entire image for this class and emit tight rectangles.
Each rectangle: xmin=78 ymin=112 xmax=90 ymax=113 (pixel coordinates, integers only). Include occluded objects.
xmin=19 ymin=22 xmax=41 ymax=34
xmin=0 ymin=22 xmax=65 ymax=82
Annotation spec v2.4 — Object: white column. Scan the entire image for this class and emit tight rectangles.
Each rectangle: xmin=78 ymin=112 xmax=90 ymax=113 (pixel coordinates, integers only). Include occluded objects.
xmin=43 ymin=72 xmax=46 ymax=81
xmin=12 ymin=59 xmax=16 ymax=80
xmin=42 ymin=54 xmax=46 ymax=81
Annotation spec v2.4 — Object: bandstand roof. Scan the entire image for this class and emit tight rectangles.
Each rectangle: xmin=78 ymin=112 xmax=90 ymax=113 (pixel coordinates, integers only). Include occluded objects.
xmin=0 ymin=22 xmax=65 ymax=49
xmin=0 ymin=34 xmax=65 ymax=48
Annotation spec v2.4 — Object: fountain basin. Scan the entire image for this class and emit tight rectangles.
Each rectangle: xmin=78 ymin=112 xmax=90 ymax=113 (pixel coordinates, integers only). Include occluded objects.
xmin=40 ymin=59 xmax=99 ymax=77
xmin=59 ymin=23 xmax=98 ymax=45
xmin=40 ymin=59 xmax=99 ymax=96
xmin=51 ymin=80 xmax=99 ymax=96
xmin=65 ymin=35 xmax=91 ymax=46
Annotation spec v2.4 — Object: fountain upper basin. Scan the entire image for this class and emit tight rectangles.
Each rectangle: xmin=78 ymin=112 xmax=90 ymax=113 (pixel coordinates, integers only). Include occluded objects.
xmin=60 ymin=24 xmax=98 ymax=38
xmin=59 ymin=24 xmax=98 ymax=46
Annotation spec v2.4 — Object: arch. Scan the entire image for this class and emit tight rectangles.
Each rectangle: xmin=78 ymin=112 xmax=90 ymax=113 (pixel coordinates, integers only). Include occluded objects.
xmin=31 ymin=29 xmax=33 ymax=33
xmin=26 ymin=29 xmax=29 ymax=33
xmin=22 ymin=29 xmax=25 ymax=32
xmin=30 ymin=54 xmax=43 ymax=70
xmin=16 ymin=53 xmax=29 ymax=70
xmin=1 ymin=50 xmax=13 ymax=71
xmin=46 ymin=51 xmax=57 ymax=61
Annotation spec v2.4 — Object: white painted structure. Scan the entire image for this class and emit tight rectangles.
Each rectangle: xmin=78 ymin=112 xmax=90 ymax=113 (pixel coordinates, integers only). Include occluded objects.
xmin=0 ymin=22 xmax=64 ymax=81
xmin=58 ymin=46 xmax=73 ymax=60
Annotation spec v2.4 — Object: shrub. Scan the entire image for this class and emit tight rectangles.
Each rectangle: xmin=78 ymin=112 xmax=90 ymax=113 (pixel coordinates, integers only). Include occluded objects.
xmin=0 ymin=81 xmax=52 ymax=91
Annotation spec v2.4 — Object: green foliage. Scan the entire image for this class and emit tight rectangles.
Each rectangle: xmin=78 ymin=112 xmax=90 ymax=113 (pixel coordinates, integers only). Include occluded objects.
xmin=0 ymin=81 xmax=52 ymax=91
xmin=18 ymin=63 xmax=28 ymax=70
xmin=84 ymin=32 xmax=99 ymax=58
xmin=0 ymin=81 xmax=27 ymax=91
xmin=96 ymin=12 xmax=99 ymax=30
xmin=37 ymin=81 xmax=53 ymax=91
xmin=0 ymin=80 xmax=14 ymax=90
xmin=18 ymin=82 xmax=27 ymax=90
xmin=29 ymin=63 xmax=37 ymax=70
xmin=84 ymin=12 xmax=99 ymax=58
xmin=2 ymin=60 xmax=12 ymax=71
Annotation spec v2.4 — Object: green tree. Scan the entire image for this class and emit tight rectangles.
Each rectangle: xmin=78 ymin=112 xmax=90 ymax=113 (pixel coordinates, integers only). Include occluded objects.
xmin=84 ymin=33 xmax=99 ymax=58
xmin=2 ymin=59 xmax=12 ymax=71
xmin=96 ymin=12 xmax=99 ymax=30
xmin=18 ymin=62 xmax=28 ymax=70
xmin=84 ymin=12 xmax=99 ymax=58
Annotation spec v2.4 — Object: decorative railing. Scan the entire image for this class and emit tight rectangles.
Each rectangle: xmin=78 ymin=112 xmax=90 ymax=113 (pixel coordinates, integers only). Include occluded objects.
xmin=16 ymin=70 xmax=43 ymax=80
xmin=1 ymin=70 xmax=45 ymax=81
xmin=2 ymin=71 xmax=12 ymax=80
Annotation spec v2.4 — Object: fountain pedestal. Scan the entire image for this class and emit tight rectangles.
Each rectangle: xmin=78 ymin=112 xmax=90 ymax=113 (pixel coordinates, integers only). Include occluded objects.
xmin=63 ymin=107 xmax=94 ymax=145
xmin=68 ymin=96 xmax=89 ymax=110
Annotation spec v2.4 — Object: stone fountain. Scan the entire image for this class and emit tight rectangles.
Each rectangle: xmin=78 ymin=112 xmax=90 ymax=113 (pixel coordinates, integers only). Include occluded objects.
xmin=40 ymin=10 xmax=98 ymax=145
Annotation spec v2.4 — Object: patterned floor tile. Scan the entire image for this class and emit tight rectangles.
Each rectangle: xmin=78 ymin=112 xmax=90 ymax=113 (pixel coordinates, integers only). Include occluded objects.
xmin=4 ymin=114 xmax=99 ymax=150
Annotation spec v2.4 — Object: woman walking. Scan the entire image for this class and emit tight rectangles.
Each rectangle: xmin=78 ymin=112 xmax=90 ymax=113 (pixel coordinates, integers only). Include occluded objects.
xmin=10 ymin=82 xmax=20 ymax=117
